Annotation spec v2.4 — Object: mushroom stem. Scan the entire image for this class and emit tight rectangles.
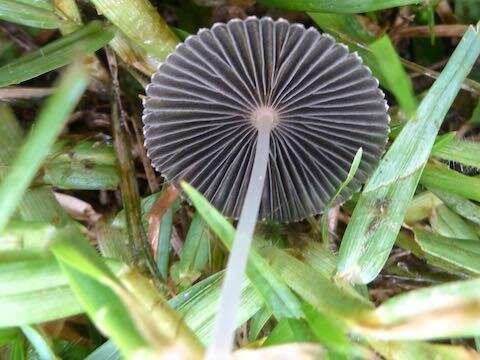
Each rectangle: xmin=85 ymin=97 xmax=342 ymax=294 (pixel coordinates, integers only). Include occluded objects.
xmin=206 ymin=122 xmax=272 ymax=359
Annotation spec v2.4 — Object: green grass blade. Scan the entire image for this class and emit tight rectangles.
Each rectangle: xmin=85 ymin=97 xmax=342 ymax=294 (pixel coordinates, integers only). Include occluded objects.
xmin=172 ymin=272 xmax=263 ymax=345
xmin=248 ymin=306 xmax=272 ymax=341
xmin=50 ymin=227 xmax=150 ymax=358
xmin=370 ymin=340 xmax=480 ymax=360
xmin=0 ymin=21 xmax=113 ymax=87
xmin=267 ymin=247 xmax=373 ymax=319
xmin=413 ymin=229 xmax=480 ymax=275
xmin=0 ymin=104 xmax=69 ymax=225
xmin=156 ymin=206 xmax=172 ymax=279
xmin=85 ymin=341 xmax=120 ymax=360
xmin=171 ymin=212 xmax=210 ymax=290
xmin=404 ymin=191 xmax=442 ymax=224
xmin=321 ymin=148 xmax=362 ymax=241
xmin=21 ymin=325 xmax=58 ymax=360
xmin=432 ymin=138 xmax=480 ymax=169
xmin=303 ymin=304 xmax=372 ymax=358
xmin=359 ymin=277 xmax=480 ymax=340
xmin=0 ymin=0 xmax=59 ymax=29
xmin=420 ymin=163 xmax=480 ymax=202
xmin=43 ymin=140 xmax=119 ymax=190
xmin=369 ymin=36 xmax=418 ymax=116
xmin=430 ymin=205 xmax=478 ymax=240
xmin=0 ymin=63 xmax=88 ymax=233
xmin=181 ymin=182 xmax=303 ymax=320
xmin=88 ymin=0 xmax=178 ymax=61
xmin=432 ymin=190 xmax=480 ymax=226
xmin=0 ymin=258 xmax=82 ymax=326
xmin=42 ymin=163 xmax=119 ymax=190
xmin=336 ymin=24 xmax=480 ymax=284
xmin=258 ymin=0 xmax=421 ymax=13
xmin=264 ymin=318 xmax=315 ymax=345
xmin=0 ymin=220 xmax=56 ymax=254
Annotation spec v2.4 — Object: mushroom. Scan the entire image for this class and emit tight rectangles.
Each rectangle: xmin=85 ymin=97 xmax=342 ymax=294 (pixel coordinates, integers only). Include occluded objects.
xmin=142 ymin=16 xmax=389 ymax=358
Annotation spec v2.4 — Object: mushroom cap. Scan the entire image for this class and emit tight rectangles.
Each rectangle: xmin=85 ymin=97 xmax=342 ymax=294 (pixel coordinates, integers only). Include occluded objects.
xmin=143 ymin=16 xmax=389 ymax=223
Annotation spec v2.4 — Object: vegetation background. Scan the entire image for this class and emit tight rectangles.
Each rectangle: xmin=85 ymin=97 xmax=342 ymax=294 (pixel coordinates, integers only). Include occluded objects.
xmin=0 ymin=0 xmax=480 ymax=359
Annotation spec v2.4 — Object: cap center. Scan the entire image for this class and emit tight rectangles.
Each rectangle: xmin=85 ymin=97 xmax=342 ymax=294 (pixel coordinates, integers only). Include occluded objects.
xmin=250 ymin=106 xmax=278 ymax=130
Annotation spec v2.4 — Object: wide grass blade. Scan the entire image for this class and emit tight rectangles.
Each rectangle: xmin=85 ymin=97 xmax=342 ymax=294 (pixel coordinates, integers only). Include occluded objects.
xmin=258 ymin=0 xmax=421 ymax=13
xmin=321 ymin=148 xmax=362 ymax=242
xmin=336 ymin=24 xmax=480 ymax=284
xmin=0 ymin=21 xmax=113 ymax=87
xmin=358 ymin=277 xmax=480 ymax=340
xmin=0 ymin=257 xmax=82 ymax=326
xmin=50 ymin=226 xmax=150 ymax=358
xmin=0 ymin=0 xmax=60 ymax=29
xmin=0 ymin=221 xmax=57 ymax=254
xmin=0 ymin=63 xmax=88 ymax=232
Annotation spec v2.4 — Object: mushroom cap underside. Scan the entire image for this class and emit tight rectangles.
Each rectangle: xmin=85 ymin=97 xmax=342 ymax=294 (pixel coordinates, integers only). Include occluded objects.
xmin=143 ymin=16 xmax=389 ymax=222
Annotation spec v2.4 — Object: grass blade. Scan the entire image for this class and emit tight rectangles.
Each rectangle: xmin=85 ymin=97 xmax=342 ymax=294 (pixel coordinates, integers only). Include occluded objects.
xmin=171 ymin=212 xmax=210 ymax=290
xmin=0 ymin=21 xmax=113 ymax=87
xmin=172 ymin=272 xmax=263 ymax=345
xmin=420 ymin=162 xmax=480 ymax=202
xmin=370 ymin=340 xmax=480 ymax=360
xmin=50 ymin=226 xmax=150 ymax=358
xmin=0 ymin=257 xmax=82 ymax=326
xmin=258 ymin=0 xmax=421 ymax=13
xmin=358 ymin=277 xmax=480 ymax=340
xmin=0 ymin=0 xmax=59 ymax=29
xmin=432 ymin=138 xmax=480 ymax=169
xmin=412 ymin=229 xmax=480 ymax=275
xmin=336 ymin=24 xmax=480 ymax=284
xmin=432 ymin=190 xmax=480 ymax=226
xmin=88 ymin=0 xmax=178 ymax=61
xmin=0 ymin=104 xmax=69 ymax=225
xmin=21 ymin=325 xmax=57 ymax=360
xmin=429 ymin=205 xmax=478 ymax=240
xmin=0 ymin=63 xmax=88 ymax=232
xmin=321 ymin=148 xmax=362 ymax=242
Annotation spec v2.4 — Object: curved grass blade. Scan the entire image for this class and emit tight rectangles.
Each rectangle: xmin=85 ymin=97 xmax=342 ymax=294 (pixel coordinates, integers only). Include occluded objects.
xmin=321 ymin=148 xmax=362 ymax=242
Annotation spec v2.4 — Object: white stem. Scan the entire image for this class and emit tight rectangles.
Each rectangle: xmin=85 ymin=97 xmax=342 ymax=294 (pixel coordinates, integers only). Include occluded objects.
xmin=205 ymin=123 xmax=272 ymax=360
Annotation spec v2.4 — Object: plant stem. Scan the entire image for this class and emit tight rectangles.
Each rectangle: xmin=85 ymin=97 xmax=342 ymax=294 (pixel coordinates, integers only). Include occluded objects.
xmin=206 ymin=123 xmax=272 ymax=359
